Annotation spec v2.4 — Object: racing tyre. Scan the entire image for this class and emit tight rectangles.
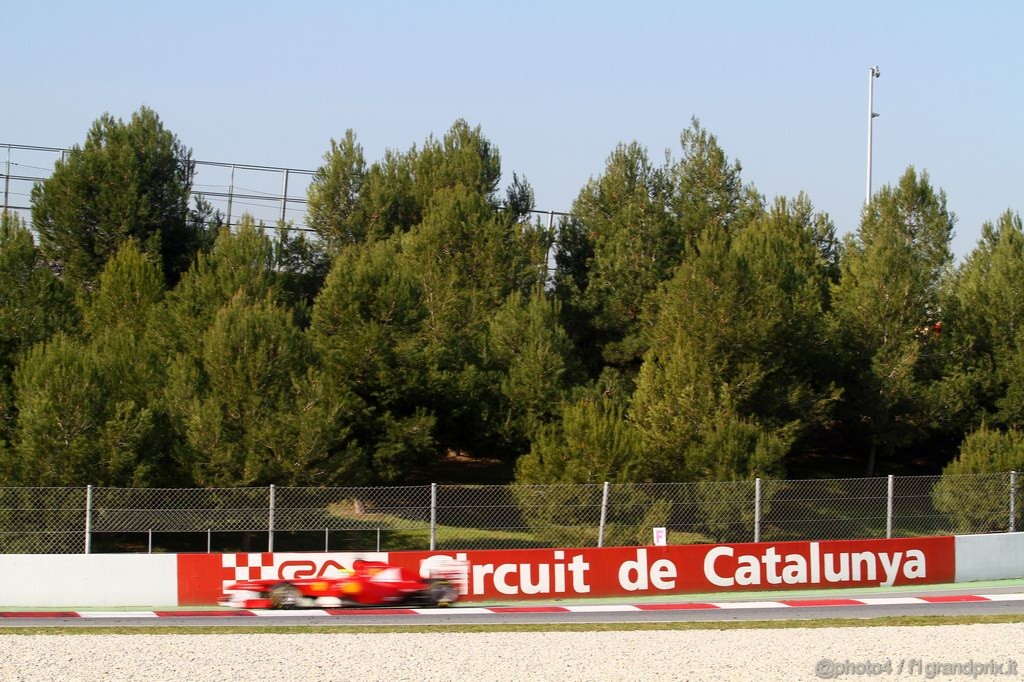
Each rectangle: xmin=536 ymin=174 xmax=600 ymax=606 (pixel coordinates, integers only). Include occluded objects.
xmin=269 ymin=582 xmax=303 ymax=609
xmin=427 ymin=579 xmax=458 ymax=607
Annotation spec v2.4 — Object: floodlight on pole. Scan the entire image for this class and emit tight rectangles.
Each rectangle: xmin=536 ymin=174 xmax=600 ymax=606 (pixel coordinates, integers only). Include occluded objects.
xmin=866 ymin=66 xmax=880 ymax=204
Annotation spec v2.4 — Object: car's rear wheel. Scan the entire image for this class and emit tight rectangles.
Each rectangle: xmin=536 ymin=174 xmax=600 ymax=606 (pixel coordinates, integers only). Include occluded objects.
xmin=427 ymin=579 xmax=458 ymax=607
xmin=269 ymin=582 xmax=303 ymax=609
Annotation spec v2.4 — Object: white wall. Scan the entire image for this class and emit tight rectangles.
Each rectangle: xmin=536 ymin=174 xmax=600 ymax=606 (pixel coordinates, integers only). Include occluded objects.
xmin=0 ymin=554 xmax=178 ymax=607
xmin=954 ymin=532 xmax=1024 ymax=583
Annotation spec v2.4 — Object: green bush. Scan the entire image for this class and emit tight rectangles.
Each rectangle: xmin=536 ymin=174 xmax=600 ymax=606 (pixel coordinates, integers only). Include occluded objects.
xmin=932 ymin=425 xmax=1023 ymax=532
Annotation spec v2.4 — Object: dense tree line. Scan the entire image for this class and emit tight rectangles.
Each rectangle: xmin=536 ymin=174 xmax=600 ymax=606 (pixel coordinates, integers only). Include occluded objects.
xmin=2 ymin=107 xmax=1023 ymax=489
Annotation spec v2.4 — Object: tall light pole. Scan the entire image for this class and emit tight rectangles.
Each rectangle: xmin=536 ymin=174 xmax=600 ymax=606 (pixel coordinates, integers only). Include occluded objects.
xmin=866 ymin=65 xmax=881 ymax=204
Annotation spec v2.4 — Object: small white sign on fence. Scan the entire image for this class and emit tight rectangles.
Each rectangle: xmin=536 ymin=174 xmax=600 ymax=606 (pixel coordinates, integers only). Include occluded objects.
xmin=653 ymin=527 xmax=667 ymax=546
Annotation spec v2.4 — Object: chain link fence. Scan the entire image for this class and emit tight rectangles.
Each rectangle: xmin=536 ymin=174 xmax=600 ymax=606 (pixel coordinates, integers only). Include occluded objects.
xmin=0 ymin=487 xmax=87 ymax=553
xmin=0 ymin=473 xmax=1018 ymax=554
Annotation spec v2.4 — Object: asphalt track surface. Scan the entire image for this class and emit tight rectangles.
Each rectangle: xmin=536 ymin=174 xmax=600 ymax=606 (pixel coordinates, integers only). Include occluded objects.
xmin=4 ymin=580 xmax=1024 ymax=628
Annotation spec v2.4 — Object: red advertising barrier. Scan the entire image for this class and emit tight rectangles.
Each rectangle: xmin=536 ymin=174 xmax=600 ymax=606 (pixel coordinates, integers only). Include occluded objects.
xmin=178 ymin=553 xmax=228 ymax=605
xmin=392 ymin=536 xmax=956 ymax=601
xmin=177 ymin=536 xmax=955 ymax=605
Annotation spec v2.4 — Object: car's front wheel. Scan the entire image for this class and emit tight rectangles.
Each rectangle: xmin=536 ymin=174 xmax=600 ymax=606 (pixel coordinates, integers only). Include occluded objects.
xmin=269 ymin=582 xmax=303 ymax=609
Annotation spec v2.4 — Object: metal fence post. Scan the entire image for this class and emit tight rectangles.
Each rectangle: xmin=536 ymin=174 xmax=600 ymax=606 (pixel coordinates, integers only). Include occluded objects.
xmin=754 ymin=478 xmax=762 ymax=543
xmin=3 ymin=145 xmax=10 ymax=210
xmin=268 ymin=484 xmax=275 ymax=552
xmin=886 ymin=475 xmax=894 ymax=539
xmin=84 ymin=484 xmax=92 ymax=554
xmin=597 ymin=482 xmax=610 ymax=548
xmin=430 ymin=483 xmax=437 ymax=551
xmin=1011 ymin=471 xmax=1017 ymax=533
xmin=280 ymin=168 xmax=290 ymax=223
xmin=226 ymin=164 xmax=235 ymax=227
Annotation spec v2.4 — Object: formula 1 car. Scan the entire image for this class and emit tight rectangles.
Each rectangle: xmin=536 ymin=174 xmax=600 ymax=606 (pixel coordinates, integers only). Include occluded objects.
xmin=219 ymin=559 xmax=465 ymax=610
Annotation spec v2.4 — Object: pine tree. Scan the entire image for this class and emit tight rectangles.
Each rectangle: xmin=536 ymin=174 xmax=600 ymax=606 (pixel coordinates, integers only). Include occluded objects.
xmin=0 ymin=212 xmax=79 ymax=366
xmin=306 ymin=130 xmax=369 ymax=251
xmin=516 ymin=394 xmax=642 ymax=484
xmin=30 ymin=107 xmax=208 ymax=288
xmin=169 ymin=295 xmax=315 ymax=486
xmin=829 ymin=167 xmax=955 ymax=474
xmin=308 ymin=238 xmax=436 ymax=482
xmin=669 ymin=117 xmax=757 ymax=251
xmin=632 ymin=195 xmax=835 ymax=481
xmin=554 ymin=141 xmax=674 ymax=374
xmin=554 ymin=119 xmax=760 ymax=381
xmin=0 ymin=212 xmax=80 ymax=476
xmin=947 ymin=211 xmax=1024 ymax=427
xmin=933 ymin=425 xmax=1024 ymax=531
xmin=158 ymin=217 xmax=280 ymax=357
xmin=485 ymin=287 xmax=578 ymax=457
xmin=307 ymin=121 xmax=547 ymax=475
xmin=10 ymin=328 xmax=159 ymax=486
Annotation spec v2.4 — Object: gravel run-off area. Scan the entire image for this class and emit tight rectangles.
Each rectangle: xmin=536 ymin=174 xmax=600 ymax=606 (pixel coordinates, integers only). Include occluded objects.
xmin=1 ymin=624 xmax=1021 ymax=681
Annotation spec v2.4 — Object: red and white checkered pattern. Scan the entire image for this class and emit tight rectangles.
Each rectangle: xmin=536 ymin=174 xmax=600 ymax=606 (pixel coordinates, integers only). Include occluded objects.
xmin=218 ymin=552 xmax=392 ymax=594
xmin=222 ymin=553 xmax=275 ymax=592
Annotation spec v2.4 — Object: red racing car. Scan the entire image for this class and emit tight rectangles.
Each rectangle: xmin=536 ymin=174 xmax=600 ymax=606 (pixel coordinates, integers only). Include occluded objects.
xmin=219 ymin=558 xmax=465 ymax=609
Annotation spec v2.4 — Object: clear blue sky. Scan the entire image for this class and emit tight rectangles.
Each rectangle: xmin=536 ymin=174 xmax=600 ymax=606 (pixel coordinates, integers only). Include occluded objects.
xmin=4 ymin=0 xmax=1021 ymax=260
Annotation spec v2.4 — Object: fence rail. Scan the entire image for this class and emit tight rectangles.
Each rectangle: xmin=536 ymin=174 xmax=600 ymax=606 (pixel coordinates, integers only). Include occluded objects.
xmin=1 ymin=142 xmax=570 ymax=235
xmin=1 ymin=142 xmax=317 ymax=232
xmin=0 ymin=473 xmax=1018 ymax=554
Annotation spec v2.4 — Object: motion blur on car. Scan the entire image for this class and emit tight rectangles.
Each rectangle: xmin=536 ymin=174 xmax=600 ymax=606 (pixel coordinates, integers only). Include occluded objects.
xmin=219 ymin=558 xmax=467 ymax=609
